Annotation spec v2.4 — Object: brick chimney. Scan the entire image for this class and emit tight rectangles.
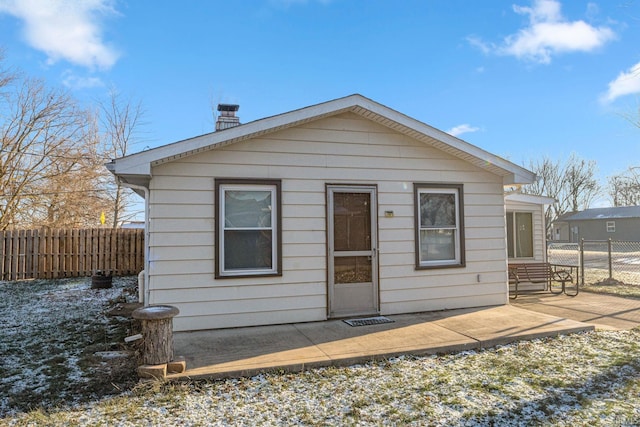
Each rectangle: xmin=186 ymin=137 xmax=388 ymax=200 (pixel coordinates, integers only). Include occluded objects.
xmin=216 ymin=104 xmax=240 ymax=131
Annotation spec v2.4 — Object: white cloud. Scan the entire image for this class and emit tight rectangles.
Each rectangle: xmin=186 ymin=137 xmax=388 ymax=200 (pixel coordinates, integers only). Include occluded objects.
xmin=61 ymin=70 xmax=104 ymax=90
xmin=601 ymin=62 xmax=640 ymax=103
xmin=467 ymin=36 xmax=491 ymax=55
xmin=471 ymin=0 xmax=615 ymax=64
xmin=447 ymin=124 xmax=481 ymax=137
xmin=0 ymin=0 xmax=119 ymax=70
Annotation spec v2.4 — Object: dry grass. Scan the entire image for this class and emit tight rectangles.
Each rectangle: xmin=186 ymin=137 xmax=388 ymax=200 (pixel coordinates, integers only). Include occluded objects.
xmin=0 ymin=277 xmax=139 ymax=417
xmin=582 ymin=269 xmax=640 ymax=299
xmin=6 ymin=330 xmax=640 ymax=426
xmin=5 ymin=274 xmax=640 ymax=425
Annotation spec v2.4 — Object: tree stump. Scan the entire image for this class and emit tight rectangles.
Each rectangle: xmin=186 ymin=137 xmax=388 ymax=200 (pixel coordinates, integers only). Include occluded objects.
xmin=132 ymin=305 xmax=179 ymax=365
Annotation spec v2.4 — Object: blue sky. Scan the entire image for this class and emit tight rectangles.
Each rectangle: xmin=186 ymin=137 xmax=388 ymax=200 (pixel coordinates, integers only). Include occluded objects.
xmin=0 ymin=0 xmax=639 ymax=204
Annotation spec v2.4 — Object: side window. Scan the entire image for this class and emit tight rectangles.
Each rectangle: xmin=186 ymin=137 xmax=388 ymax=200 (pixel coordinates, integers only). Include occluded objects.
xmin=414 ymin=184 xmax=465 ymax=269
xmin=606 ymin=221 xmax=615 ymax=233
xmin=215 ymin=179 xmax=282 ymax=278
xmin=507 ymin=211 xmax=533 ymax=258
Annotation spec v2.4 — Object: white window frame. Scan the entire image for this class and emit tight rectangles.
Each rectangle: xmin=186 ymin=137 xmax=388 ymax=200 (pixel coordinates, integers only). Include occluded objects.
xmin=216 ymin=180 xmax=281 ymax=278
xmin=606 ymin=221 xmax=615 ymax=233
xmin=414 ymin=184 xmax=465 ymax=269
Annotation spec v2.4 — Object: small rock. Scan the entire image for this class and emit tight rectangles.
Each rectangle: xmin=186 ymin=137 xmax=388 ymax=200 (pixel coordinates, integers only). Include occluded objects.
xmin=94 ymin=350 xmax=132 ymax=360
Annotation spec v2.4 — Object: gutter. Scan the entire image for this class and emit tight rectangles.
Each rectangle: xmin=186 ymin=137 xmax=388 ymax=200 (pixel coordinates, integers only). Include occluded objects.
xmin=117 ymin=179 xmax=151 ymax=306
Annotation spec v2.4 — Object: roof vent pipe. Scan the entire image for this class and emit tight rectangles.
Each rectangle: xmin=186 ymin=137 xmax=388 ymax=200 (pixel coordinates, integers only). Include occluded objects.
xmin=216 ymin=104 xmax=240 ymax=131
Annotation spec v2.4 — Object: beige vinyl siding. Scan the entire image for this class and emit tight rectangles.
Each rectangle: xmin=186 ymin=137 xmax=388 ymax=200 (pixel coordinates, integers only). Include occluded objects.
xmin=505 ymin=199 xmax=546 ymax=262
xmin=148 ymin=112 xmax=508 ymax=331
xmin=506 ymin=198 xmax=548 ymax=292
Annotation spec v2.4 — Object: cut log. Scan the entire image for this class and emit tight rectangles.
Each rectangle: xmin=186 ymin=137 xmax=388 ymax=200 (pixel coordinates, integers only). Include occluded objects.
xmin=132 ymin=305 xmax=179 ymax=366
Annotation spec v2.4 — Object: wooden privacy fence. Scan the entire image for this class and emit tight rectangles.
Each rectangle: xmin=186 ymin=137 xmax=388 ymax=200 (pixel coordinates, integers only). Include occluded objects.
xmin=0 ymin=228 xmax=144 ymax=281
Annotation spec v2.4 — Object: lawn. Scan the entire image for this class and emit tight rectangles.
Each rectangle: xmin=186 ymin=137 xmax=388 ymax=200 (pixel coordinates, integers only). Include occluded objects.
xmin=3 ymin=277 xmax=640 ymax=426
xmin=0 ymin=276 xmax=139 ymax=418
xmin=581 ymin=268 xmax=640 ymax=299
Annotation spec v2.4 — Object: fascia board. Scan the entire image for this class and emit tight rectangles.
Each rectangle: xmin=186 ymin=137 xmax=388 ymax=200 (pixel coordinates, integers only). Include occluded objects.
xmin=505 ymin=193 xmax=556 ymax=205
xmin=503 ymin=170 xmax=537 ymax=185
xmin=349 ymin=96 xmax=535 ymax=183
xmin=110 ymin=96 xmax=360 ymax=177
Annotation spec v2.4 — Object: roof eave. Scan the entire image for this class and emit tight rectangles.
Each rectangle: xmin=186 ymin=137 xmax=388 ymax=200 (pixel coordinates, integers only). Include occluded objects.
xmin=108 ymin=94 xmax=534 ymax=183
xmin=505 ymin=193 xmax=556 ymax=205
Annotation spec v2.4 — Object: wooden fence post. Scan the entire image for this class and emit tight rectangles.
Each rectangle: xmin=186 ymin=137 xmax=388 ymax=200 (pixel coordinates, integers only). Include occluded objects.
xmin=0 ymin=230 xmax=6 ymax=280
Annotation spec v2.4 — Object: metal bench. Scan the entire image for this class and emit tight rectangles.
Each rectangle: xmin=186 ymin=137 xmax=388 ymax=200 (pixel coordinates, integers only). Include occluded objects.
xmin=508 ymin=262 xmax=576 ymax=299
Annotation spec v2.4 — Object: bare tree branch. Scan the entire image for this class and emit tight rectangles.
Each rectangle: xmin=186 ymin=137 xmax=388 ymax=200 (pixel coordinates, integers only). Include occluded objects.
xmin=98 ymin=87 xmax=146 ymax=228
xmin=608 ymin=167 xmax=640 ymax=206
xmin=523 ymin=153 xmax=600 ymax=237
xmin=0 ymin=55 xmax=111 ymax=229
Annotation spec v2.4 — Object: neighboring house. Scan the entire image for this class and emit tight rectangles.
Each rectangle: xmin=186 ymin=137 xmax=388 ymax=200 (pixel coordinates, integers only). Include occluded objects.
xmin=552 ymin=206 xmax=640 ymax=243
xmin=551 ymin=212 xmax=573 ymax=242
xmin=107 ymin=94 xmax=536 ymax=332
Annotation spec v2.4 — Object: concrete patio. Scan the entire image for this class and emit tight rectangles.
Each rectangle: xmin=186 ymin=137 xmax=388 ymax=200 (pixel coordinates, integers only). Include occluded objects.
xmin=170 ymin=302 xmax=597 ymax=380
xmin=511 ymin=291 xmax=640 ymax=330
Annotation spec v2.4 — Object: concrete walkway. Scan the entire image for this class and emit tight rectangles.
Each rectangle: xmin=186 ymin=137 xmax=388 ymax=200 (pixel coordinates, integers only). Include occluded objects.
xmin=511 ymin=291 xmax=640 ymax=331
xmin=170 ymin=304 xmax=593 ymax=380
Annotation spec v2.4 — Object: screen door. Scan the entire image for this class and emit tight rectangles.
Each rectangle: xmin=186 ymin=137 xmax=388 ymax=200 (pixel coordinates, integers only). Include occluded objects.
xmin=327 ymin=185 xmax=378 ymax=318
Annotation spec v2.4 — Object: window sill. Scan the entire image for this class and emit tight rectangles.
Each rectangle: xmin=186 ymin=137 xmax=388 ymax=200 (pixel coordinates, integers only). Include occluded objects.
xmin=215 ymin=272 xmax=282 ymax=280
xmin=416 ymin=262 xmax=465 ymax=270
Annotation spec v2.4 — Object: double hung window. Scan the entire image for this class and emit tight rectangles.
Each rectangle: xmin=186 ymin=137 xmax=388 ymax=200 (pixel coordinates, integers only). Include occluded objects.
xmin=215 ymin=180 xmax=281 ymax=278
xmin=414 ymin=184 xmax=465 ymax=268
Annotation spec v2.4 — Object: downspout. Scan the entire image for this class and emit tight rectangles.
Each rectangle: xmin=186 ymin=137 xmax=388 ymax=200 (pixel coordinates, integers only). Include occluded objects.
xmin=118 ymin=179 xmax=151 ymax=306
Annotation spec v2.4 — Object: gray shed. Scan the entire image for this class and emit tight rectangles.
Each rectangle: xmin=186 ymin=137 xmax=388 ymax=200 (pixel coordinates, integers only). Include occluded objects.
xmin=552 ymin=206 xmax=640 ymax=243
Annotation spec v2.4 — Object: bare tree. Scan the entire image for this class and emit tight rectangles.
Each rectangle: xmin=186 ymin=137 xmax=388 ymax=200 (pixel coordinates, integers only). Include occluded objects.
xmin=0 ymin=66 xmax=110 ymax=230
xmin=523 ymin=153 xmax=600 ymax=235
xmin=608 ymin=99 xmax=640 ymax=206
xmin=563 ymin=154 xmax=600 ymax=212
xmin=23 ymin=115 xmax=113 ymax=228
xmin=0 ymin=49 xmax=15 ymax=96
xmin=619 ymin=101 xmax=640 ymax=130
xmin=608 ymin=167 xmax=640 ymax=206
xmin=98 ymin=88 xmax=145 ymax=228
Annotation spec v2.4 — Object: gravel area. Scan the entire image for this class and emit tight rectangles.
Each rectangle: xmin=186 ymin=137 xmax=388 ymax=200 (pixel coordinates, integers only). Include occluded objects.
xmin=3 ymin=278 xmax=640 ymax=426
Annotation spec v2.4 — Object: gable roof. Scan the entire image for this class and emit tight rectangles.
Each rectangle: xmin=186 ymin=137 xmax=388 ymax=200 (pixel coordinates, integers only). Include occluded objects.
xmin=561 ymin=206 xmax=640 ymax=221
xmin=107 ymin=94 xmax=535 ymax=187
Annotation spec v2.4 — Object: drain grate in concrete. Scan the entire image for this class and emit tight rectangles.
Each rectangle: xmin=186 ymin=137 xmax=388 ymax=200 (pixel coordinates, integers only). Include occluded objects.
xmin=343 ymin=316 xmax=394 ymax=327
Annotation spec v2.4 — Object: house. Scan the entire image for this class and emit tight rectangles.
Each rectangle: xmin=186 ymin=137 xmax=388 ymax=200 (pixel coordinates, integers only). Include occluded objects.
xmin=552 ymin=206 xmax=640 ymax=243
xmin=107 ymin=94 xmax=536 ymax=332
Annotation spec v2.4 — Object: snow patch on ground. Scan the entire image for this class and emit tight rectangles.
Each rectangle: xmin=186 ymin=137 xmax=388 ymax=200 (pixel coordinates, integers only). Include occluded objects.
xmin=3 ymin=277 xmax=640 ymax=425
xmin=0 ymin=276 xmax=137 ymax=417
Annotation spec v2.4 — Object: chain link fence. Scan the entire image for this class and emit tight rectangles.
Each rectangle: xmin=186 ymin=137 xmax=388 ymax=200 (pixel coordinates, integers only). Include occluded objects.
xmin=547 ymin=240 xmax=640 ymax=286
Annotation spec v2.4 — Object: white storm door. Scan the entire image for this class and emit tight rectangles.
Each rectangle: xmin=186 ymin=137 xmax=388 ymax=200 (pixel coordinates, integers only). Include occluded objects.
xmin=328 ymin=186 xmax=379 ymax=318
